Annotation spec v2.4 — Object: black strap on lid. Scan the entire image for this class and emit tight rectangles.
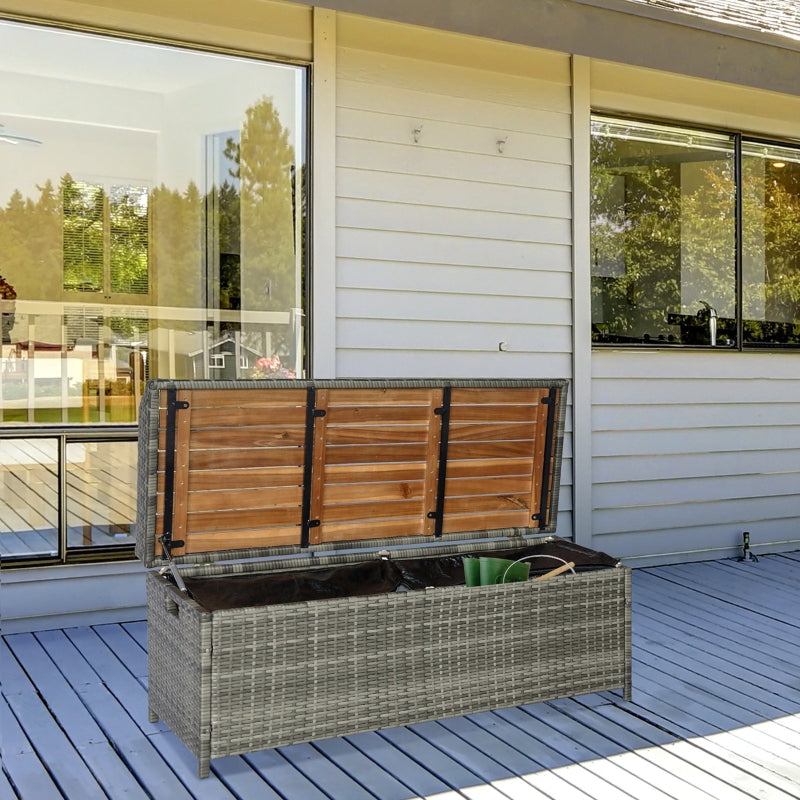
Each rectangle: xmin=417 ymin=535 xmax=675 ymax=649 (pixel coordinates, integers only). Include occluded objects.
xmin=428 ymin=385 xmax=452 ymax=538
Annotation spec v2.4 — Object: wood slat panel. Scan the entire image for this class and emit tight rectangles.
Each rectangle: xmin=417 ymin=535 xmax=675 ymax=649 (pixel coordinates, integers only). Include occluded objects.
xmin=530 ymin=393 xmax=552 ymax=524
xmin=446 ymin=457 xmax=534 ymax=479
xmin=169 ymin=390 xmax=192 ymax=556
xmin=325 ymin=405 xmax=432 ymax=424
xmin=184 ymin=448 xmax=304 ymax=471
xmin=184 ymin=427 xmax=307 ymax=449
xmin=184 ymin=506 xmax=302 ymax=532
xmin=440 ymin=509 xmax=532 ymax=533
xmin=320 ymin=498 xmax=425 ymax=523
xmin=323 ymin=480 xmax=425 ymax=504
xmin=423 ymin=389 xmax=445 ymax=536
xmin=321 ymin=388 xmax=436 ymax=405
xmin=324 ymin=425 xmax=431 ymax=445
xmin=178 ymin=388 xmax=307 ymax=408
xmin=445 ymin=475 xmax=532 ymax=497
xmin=152 ymin=384 xmax=561 ymax=555
xmin=447 ymin=421 xmax=537 ymax=442
xmin=308 ymin=389 xmax=330 ymax=545
xmin=188 ymin=466 xmax=304 ymax=492
xmin=323 ymin=443 xmax=430 ymax=464
xmin=317 ymin=516 xmax=426 ymax=541
xmin=323 ymin=462 xmax=427 ymax=484
xmin=183 ymin=526 xmax=300 ymax=553
xmin=444 ymin=494 xmax=532 ymax=515
xmin=450 ymin=387 xmax=546 ymax=405
xmin=448 ymin=403 xmax=540 ymax=422
xmin=447 ymin=440 xmax=536 ymax=460
xmin=187 ymin=486 xmax=304 ymax=513
xmin=189 ymin=405 xmax=307 ymax=427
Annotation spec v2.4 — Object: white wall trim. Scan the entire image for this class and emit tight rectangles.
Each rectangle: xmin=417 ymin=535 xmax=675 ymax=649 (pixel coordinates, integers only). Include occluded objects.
xmin=1 ymin=560 xmax=146 ymax=634
xmin=571 ymin=54 xmax=593 ymax=550
xmin=311 ymin=7 xmax=338 ymax=377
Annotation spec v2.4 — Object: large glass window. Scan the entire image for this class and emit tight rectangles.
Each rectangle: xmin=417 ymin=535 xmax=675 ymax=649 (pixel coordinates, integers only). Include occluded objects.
xmin=741 ymin=142 xmax=800 ymax=346
xmin=591 ymin=115 xmax=800 ymax=348
xmin=0 ymin=21 xmax=308 ymax=563
xmin=0 ymin=21 xmax=307 ymax=426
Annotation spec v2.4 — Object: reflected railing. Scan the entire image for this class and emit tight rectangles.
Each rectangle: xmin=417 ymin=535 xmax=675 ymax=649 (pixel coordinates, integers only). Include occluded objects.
xmin=0 ymin=427 xmax=138 ymax=564
xmin=0 ymin=299 xmax=302 ymax=424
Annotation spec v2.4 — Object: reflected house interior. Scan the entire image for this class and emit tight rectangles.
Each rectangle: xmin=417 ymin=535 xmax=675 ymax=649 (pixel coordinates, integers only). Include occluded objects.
xmin=0 ymin=20 xmax=307 ymax=562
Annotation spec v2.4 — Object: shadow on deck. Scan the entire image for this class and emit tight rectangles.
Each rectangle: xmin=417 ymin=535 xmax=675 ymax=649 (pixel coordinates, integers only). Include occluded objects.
xmin=2 ymin=552 xmax=800 ymax=799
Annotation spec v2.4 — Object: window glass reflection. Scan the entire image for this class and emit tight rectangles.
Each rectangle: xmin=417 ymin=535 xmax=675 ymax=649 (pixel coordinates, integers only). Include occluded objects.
xmin=0 ymin=21 xmax=307 ymax=425
xmin=66 ymin=440 xmax=137 ymax=549
xmin=591 ymin=117 xmax=737 ymax=346
xmin=0 ymin=438 xmax=59 ymax=559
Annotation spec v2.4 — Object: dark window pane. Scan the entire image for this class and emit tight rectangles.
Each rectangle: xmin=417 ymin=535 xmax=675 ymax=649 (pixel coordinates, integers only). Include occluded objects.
xmin=591 ymin=117 xmax=736 ymax=347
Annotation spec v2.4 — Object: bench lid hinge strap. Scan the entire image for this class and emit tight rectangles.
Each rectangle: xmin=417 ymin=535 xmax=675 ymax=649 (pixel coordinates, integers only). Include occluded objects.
xmin=430 ymin=386 xmax=452 ymax=538
xmin=158 ymin=531 xmax=191 ymax=596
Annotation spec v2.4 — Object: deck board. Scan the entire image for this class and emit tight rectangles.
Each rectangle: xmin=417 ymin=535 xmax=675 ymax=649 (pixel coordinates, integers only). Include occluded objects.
xmin=4 ymin=552 xmax=800 ymax=799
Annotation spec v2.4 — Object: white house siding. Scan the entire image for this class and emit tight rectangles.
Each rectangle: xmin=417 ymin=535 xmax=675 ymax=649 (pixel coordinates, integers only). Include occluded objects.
xmin=592 ymin=351 xmax=800 ymax=564
xmin=333 ymin=18 xmax=576 ymax=535
xmin=587 ymin=64 xmax=800 ymax=565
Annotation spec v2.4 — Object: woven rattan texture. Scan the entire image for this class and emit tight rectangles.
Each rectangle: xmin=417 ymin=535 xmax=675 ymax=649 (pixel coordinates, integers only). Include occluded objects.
xmin=146 ymin=578 xmax=213 ymax=769
xmin=146 ymin=566 xmax=631 ymax=777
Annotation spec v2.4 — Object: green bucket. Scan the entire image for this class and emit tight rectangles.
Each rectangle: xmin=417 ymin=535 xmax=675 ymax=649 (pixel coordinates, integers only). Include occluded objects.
xmin=461 ymin=556 xmax=482 ymax=587
xmin=478 ymin=556 xmax=531 ymax=586
xmin=479 ymin=557 xmax=531 ymax=585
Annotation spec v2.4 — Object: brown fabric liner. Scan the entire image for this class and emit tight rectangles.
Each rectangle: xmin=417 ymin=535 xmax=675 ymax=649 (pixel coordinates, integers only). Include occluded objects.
xmin=182 ymin=540 xmax=620 ymax=612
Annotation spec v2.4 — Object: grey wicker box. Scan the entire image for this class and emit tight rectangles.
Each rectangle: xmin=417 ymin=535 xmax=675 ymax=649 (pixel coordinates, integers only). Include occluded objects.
xmin=136 ymin=378 xmax=631 ymax=778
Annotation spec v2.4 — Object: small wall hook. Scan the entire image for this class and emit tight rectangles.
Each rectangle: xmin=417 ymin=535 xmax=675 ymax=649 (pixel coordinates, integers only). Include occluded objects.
xmin=412 ymin=123 xmax=423 ymax=144
xmin=496 ymin=135 xmax=508 ymax=154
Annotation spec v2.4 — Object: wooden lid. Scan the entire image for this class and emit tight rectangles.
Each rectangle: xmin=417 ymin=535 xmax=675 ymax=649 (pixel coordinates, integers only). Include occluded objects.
xmin=136 ymin=378 xmax=567 ymax=568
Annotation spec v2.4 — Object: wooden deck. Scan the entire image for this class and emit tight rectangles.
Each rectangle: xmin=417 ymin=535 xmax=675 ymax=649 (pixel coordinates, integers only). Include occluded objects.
xmin=3 ymin=552 xmax=800 ymax=799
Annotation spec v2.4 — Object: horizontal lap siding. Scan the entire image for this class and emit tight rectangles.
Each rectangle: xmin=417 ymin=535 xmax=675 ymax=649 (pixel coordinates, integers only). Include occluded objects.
xmin=592 ymin=351 xmax=800 ymax=562
xmin=333 ymin=36 xmax=574 ymax=535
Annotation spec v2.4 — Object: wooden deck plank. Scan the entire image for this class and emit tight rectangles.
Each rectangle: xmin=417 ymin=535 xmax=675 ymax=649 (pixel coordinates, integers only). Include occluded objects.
xmin=518 ymin=702 xmax=712 ymax=800
xmin=549 ymin=696 xmax=796 ymax=800
xmin=243 ymin=748 xmax=345 ymax=800
xmin=280 ymin=741 xmax=405 ymax=800
xmin=633 ymin=576 xmax=800 ymax=666
xmin=633 ymin=628 xmax=800 ymax=718
xmin=312 ymin=737 xmax=432 ymax=800
xmin=582 ymin=699 xmax=800 ymax=799
xmin=464 ymin=710 xmax=602 ymax=800
xmin=378 ymin=726 xmax=511 ymax=799
xmin=484 ymin=707 xmax=640 ymax=800
xmin=33 ymin=630 xmax=196 ymax=800
xmin=93 ymin=623 xmax=148 ymax=682
xmin=121 ymin=620 xmax=148 ymax=651
xmin=0 ymin=759 xmax=18 ymax=800
xmin=408 ymin=720 xmax=556 ymax=800
xmin=61 ymin=627 xmax=161 ymax=734
xmin=6 ymin=633 xmax=150 ymax=800
xmin=1 ymin=694 xmax=54 ymax=800
xmin=4 ymin=553 xmax=800 ymax=798
xmin=436 ymin=716 xmax=602 ymax=800
xmin=344 ymin=730 xmax=464 ymax=800
xmin=634 ymin=604 xmax=800 ymax=703
xmin=0 ymin=640 xmax=109 ymax=800
xmin=48 ymin=628 xmax=260 ymax=798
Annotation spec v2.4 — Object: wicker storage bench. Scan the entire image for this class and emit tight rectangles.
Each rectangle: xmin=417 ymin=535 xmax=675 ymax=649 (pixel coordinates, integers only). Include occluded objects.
xmin=136 ymin=378 xmax=631 ymax=778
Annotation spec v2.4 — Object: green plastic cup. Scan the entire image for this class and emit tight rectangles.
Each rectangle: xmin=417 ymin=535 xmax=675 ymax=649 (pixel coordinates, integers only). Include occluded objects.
xmin=479 ymin=557 xmax=531 ymax=585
